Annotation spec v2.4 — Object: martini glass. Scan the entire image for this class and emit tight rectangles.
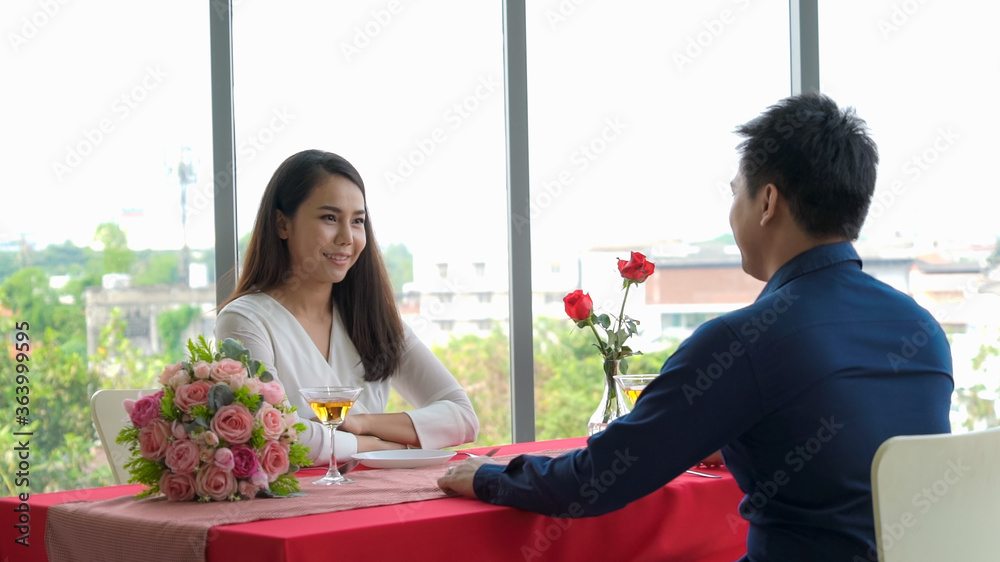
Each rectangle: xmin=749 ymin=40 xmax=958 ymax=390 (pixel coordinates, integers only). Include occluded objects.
xmin=613 ymin=374 xmax=660 ymax=412
xmin=299 ymin=386 xmax=364 ymax=485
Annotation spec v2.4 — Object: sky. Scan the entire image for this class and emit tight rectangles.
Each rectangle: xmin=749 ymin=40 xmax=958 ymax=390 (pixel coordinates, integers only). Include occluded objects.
xmin=2 ymin=0 xmax=998 ymax=262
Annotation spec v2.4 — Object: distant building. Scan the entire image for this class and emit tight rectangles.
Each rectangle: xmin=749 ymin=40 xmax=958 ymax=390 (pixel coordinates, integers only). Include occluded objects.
xmin=84 ymin=275 xmax=216 ymax=356
xmin=400 ymin=249 xmax=579 ymax=346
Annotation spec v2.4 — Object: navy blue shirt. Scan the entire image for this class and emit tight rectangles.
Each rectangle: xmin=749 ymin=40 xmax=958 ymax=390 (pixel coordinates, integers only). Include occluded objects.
xmin=474 ymin=242 xmax=954 ymax=561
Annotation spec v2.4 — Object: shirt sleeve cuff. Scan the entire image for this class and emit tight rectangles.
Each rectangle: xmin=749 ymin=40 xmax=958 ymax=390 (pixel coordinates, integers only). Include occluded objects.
xmin=472 ymin=462 xmax=505 ymax=502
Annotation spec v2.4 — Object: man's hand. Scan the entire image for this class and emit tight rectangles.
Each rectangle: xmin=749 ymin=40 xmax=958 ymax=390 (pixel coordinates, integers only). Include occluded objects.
xmin=437 ymin=457 xmax=493 ymax=499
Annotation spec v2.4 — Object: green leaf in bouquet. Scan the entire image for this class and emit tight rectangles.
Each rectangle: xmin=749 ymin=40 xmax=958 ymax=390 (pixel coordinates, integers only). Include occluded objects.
xmin=187 ymin=335 xmax=216 ymax=363
xmin=221 ymin=338 xmax=250 ymax=363
xmin=248 ymin=426 xmax=265 ymax=449
xmin=161 ymin=388 xmax=182 ymax=421
xmin=620 ymin=357 xmax=629 ymax=375
xmin=268 ymin=473 xmax=304 ymax=497
xmin=116 ymin=425 xmax=140 ymax=448
xmin=289 ymin=442 xmax=312 ymax=467
xmin=234 ymin=386 xmax=262 ymax=412
xmin=208 ymin=384 xmax=236 ymax=412
xmin=258 ymin=369 xmax=274 ymax=383
xmin=190 ymin=404 xmax=211 ymax=420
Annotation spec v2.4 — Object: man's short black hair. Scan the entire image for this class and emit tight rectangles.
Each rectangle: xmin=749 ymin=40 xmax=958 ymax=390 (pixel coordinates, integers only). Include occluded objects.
xmin=735 ymin=92 xmax=878 ymax=240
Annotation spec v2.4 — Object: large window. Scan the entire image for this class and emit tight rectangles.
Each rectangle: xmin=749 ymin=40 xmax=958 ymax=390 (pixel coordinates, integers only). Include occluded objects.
xmin=1 ymin=0 xmax=214 ymax=492
xmin=526 ymin=1 xmax=790 ymax=439
xmin=231 ymin=1 xmax=512 ymax=445
xmin=819 ymin=0 xmax=1000 ymax=431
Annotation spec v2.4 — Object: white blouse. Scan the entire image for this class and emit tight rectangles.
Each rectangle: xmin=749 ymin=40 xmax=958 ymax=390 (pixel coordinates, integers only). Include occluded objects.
xmin=214 ymin=293 xmax=479 ymax=464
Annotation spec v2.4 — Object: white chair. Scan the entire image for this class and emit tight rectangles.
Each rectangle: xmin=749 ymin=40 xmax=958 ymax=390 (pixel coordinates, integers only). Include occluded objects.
xmin=91 ymin=388 xmax=157 ymax=485
xmin=871 ymin=427 xmax=1000 ymax=561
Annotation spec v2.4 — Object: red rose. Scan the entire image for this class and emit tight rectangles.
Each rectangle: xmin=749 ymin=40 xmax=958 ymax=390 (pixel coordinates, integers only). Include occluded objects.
xmin=563 ymin=290 xmax=594 ymax=322
xmin=617 ymin=252 xmax=655 ymax=283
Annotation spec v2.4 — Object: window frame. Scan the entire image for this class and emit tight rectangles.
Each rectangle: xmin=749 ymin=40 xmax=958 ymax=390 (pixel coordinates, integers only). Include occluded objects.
xmin=209 ymin=0 xmax=819 ymax=442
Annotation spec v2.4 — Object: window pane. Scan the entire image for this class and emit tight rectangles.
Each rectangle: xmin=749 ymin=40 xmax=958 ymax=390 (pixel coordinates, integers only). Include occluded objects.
xmin=231 ymin=0 xmax=511 ymax=445
xmin=527 ymin=0 xmax=790 ymax=439
xmin=819 ymin=0 xmax=1000 ymax=432
xmin=1 ymin=1 xmax=214 ymax=492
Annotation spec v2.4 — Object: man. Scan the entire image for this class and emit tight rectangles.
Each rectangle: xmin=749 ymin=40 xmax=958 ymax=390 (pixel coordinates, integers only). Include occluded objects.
xmin=437 ymin=93 xmax=954 ymax=561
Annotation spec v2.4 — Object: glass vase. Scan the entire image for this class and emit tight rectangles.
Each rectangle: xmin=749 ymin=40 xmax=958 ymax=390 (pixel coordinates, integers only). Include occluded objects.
xmin=588 ymin=359 xmax=629 ymax=435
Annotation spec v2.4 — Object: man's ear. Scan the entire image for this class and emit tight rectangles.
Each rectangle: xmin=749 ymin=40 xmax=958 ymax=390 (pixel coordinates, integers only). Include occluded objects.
xmin=275 ymin=211 xmax=290 ymax=240
xmin=759 ymin=183 xmax=779 ymax=227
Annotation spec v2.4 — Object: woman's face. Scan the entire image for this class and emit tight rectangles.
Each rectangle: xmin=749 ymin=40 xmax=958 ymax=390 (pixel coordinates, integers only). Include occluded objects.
xmin=277 ymin=173 xmax=367 ymax=286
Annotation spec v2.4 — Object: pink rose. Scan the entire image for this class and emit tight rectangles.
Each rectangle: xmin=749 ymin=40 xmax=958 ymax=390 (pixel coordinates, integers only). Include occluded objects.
xmin=230 ymin=445 xmax=260 ymax=479
xmin=128 ymin=393 xmax=163 ymax=429
xmin=212 ymin=358 xmax=247 ymax=389
xmin=256 ymin=403 xmax=286 ymax=441
xmin=138 ymin=419 xmax=171 ymax=461
xmin=259 ymin=441 xmax=290 ymax=482
xmin=171 ymin=421 xmax=187 ymax=440
xmin=214 ymin=448 xmax=235 ymax=472
xmin=195 ymin=464 xmax=237 ymax=501
xmin=210 ymin=403 xmax=255 ymax=444
xmin=251 ymin=470 xmax=270 ymax=490
xmin=280 ymin=426 xmax=297 ymax=444
xmin=238 ymin=480 xmax=260 ymax=499
xmin=202 ymin=430 xmax=220 ymax=447
xmin=199 ymin=445 xmax=216 ymax=465
xmin=167 ymin=370 xmax=190 ymax=389
xmin=260 ymin=381 xmax=285 ymax=406
xmin=158 ymin=362 xmax=183 ymax=385
xmin=173 ymin=381 xmax=212 ymax=413
xmin=192 ymin=360 xmax=212 ymax=380
xmin=242 ymin=377 xmax=263 ymax=396
xmin=164 ymin=439 xmax=201 ymax=475
xmin=159 ymin=471 xmax=197 ymax=502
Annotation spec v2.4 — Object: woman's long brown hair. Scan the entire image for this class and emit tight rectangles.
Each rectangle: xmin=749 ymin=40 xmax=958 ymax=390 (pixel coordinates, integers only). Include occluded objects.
xmin=221 ymin=150 xmax=404 ymax=382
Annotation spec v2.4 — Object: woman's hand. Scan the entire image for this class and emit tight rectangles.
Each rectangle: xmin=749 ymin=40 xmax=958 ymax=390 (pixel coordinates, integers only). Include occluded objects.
xmin=355 ymin=434 xmax=406 ymax=452
xmin=336 ymin=412 xmax=420 ymax=448
xmin=337 ymin=412 xmax=369 ymax=436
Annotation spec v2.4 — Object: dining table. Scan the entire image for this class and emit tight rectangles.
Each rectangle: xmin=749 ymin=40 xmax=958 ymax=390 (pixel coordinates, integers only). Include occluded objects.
xmin=0 ymin=436 xmax=748 ymax=562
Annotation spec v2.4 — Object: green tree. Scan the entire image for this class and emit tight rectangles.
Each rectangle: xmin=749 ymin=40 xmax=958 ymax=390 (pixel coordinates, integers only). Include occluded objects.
xmin=383 ymin=243 xmax=414 ymax=296
xmin=955 ymin=329 xmax=1000 ymax=431
xmin=133 ymin=252 xmax=180 ymax=286
xmin=386 ymin=317 xmax=679 ymax=447
xmin=0 ymin=310 xmax=162 ymax=496
xmin=94 ymin=222 xmax=135 ymax=274
xmin=0 ymin=250 xmax=18 ymax=283
xmin=157 ymin=305 xmax=201 ymax=356
xmin=33 ymin=240 xmax=95 ymax=274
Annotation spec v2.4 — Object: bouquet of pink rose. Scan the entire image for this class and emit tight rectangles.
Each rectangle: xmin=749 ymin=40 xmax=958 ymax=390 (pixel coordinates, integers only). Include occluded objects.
xmin=115 ymin=337 xmax=311 ymax=502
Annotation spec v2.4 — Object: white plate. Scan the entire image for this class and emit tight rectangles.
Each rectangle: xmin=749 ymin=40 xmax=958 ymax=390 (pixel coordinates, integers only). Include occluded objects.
xmin=350 ymin=449 xmax=456 ymax=469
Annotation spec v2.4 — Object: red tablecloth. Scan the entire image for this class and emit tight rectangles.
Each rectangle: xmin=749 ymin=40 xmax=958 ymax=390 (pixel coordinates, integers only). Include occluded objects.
xmin=0 ymin=437 xmax=747 ymax=562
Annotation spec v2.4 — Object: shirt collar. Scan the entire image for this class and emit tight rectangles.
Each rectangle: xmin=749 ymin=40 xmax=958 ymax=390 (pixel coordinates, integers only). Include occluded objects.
xmin=758 ymin=241 xmax=862 ymax=299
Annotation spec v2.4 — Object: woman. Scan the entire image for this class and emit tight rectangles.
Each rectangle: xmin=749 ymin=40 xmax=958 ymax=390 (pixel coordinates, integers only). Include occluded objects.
xmin=216 ymin=149 xmax=479 ymax=465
